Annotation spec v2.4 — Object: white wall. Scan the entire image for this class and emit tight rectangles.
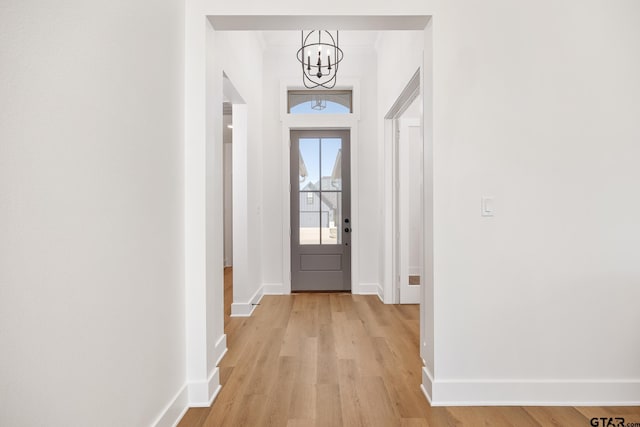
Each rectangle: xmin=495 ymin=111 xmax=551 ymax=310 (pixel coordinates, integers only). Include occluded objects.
xmin=0 ymin=0 xmax=186 ymax=425
xmin=430 ymin=0 xmax=640 ymax=404
xmin=260 ymin=40 xmax=380 ymax=291
xmin=376 ymin=0 xmax=640 ymax=404
xmin=223 ymin=114 xmax=233 ymax=267
xmin=215 ymin=32 xmax=264 ymax=310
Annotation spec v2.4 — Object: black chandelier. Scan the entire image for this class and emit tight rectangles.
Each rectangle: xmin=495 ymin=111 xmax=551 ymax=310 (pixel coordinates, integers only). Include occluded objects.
xmin=296 ymin=30 xmax=344 ymax=89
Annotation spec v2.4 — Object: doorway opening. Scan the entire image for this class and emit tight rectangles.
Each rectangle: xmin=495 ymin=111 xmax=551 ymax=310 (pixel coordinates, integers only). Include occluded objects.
xmin=395 ymin=97 xmax=422 ymax=304
xmin=222 ymin=101 xmax=233 ymax=322
xmin=184 ymin=15 xmax=434 ymax=409
xmin=385 ymin=69 xmax=422 ymax=305
xmin=222 ymin=73 xmax=251 ymax=319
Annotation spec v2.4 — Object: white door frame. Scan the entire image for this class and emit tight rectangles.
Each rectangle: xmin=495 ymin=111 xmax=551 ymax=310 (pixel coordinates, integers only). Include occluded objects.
xmin=384 ymin=69 xmax=420 ymax=304
xmin=279 ymin=78 xmax=361 ymax=295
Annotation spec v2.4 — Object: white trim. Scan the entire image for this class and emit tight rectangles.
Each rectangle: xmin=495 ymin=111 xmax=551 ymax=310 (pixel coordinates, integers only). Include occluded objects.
xmin=408 ymin=267 xmax=422 ymax=276
xmin=384 ymin=69 xmax=421 ymax=119
xmin=151 ymin=385 xmax=189 ymax=427
xmin=429 ymin=378 xmax=640 ymax=406
xmin=363 ymin=282 xmax=385 ymax=302
xmin=280 ymin=77 xmax=361 ymax=295
xmin=420 ymin=385 xmax=432 ymax=406
xmin=263 ymin=283 xmax=286 ymax=295
xmin=420 ymin=19 xmax=436 ymax=400
xmin=384 ymin=73 xmax=422 ymax=306
xmin=375 ymin=283 xmax=384 ymax=302
xmin=187 ymin=333 xmax=228 ymax=407
xmin=188 ymin=368 xmax=222 ymax=407
xmin=382 ymin=118 xmax=394 ymax=304
xmin=357 ymin=283 xmax=380 ymax=295
xmin=213 ymin=334 xmax=227 ymax=366
xmin=230 ymin=284 xmax=264 ymax=317
xmin=421 ymin=366 xmax=434 ymax=404
xmin=208 ymin=15 xmax=431 ymax=31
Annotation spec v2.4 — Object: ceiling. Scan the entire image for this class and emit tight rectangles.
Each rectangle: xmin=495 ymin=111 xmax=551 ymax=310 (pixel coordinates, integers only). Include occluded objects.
xmin=208 ymin=15 xmax=430 ymax=31
xmin=260 ymin=30 xmax=381 ymax=48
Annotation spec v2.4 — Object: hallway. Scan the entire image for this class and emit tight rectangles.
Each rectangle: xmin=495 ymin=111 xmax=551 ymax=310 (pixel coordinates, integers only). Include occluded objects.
xmin=178 ymin=276 xmax=640 ymax=426
xmin=180 ymin=283 xmax=426 ymax=426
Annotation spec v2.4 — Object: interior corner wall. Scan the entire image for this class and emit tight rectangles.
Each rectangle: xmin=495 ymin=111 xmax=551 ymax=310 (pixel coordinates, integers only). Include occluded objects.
xmin=205 ymin=21 xmax=225 ymax=386
xmin=214 ymin=31 xmax=264 ymax=306
xmin=260 ymin=44 xmax=380 ymax=291
xmin=0 ymin=0 xmax=187 ymax=425
xmin=223 ymin=114 xmax=233 ymax=267
xmin=376 ymin=29 xmax=432 ymax=370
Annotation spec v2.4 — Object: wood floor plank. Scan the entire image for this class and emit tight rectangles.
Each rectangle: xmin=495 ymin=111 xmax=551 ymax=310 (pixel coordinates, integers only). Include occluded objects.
xmin=400 ymin=418 xmax=430 ymax=427
xmin=523 ymin=406 xmax=590 ymax=427
xmin=575 ymin=405 xmax=640 ymax=420
xmin=317 ymin=322 xmax=339 ymax=384
xmin=288 ymin=382 xmax=316 ymax=420
xmin=228 ymin=393 xmax=269 ymax=427
xmin=444 ymin=406 xmax=541 ymax=427
xmin=316 ymin=383 xmax=344 ymax=427
xmin=337 ymin=368 xmax=368 ymax=427
xmin=262 ymin=356 xmax=297 ymax=427
xmin=295 ymin=337 xmax=318 ymax=385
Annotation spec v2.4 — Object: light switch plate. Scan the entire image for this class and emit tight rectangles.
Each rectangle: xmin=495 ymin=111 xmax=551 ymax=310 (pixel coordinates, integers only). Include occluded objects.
xmin=481 ymin=197 xmax=494 ymax=217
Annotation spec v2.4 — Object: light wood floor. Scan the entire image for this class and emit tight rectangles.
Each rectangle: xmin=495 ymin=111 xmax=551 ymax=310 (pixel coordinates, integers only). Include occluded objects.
xmin=179 ymin=271 xmax=640 ymax=426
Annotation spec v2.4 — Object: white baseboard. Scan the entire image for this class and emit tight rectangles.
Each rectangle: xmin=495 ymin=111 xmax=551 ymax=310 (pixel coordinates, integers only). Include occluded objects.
xmin=188 ymin=368 xmax=221 ymax=407
xmin=426 ymin=376 xmax=640 ymax=406
xmin=230 ymin=284 xmax=264 ymax=317
xmin=263 ymin=283 xmax=286 ymax=295
xmin=357 ymin=282 xmax=380 ymax=295
xmin=187 ymin=333 xmax=227 ymax=408
xmin=375 ymin=283 xmax=384 ymax=302
xmin=152 ymin=385 xmax=189 ymax=427
xmin=213 ymin=334 xmax=227 ymax=366
xmin=421 ymin=366 xmax=434 ymax=404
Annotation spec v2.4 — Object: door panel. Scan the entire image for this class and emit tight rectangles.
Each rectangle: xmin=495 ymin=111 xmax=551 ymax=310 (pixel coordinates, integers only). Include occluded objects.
xmin=291 ymin=130 xmax=351 ymax=292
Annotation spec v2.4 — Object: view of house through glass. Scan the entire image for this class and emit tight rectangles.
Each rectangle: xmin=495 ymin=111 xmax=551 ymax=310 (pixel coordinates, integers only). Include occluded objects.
xmin=298 ymin=137 xmax=343 ymax=244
